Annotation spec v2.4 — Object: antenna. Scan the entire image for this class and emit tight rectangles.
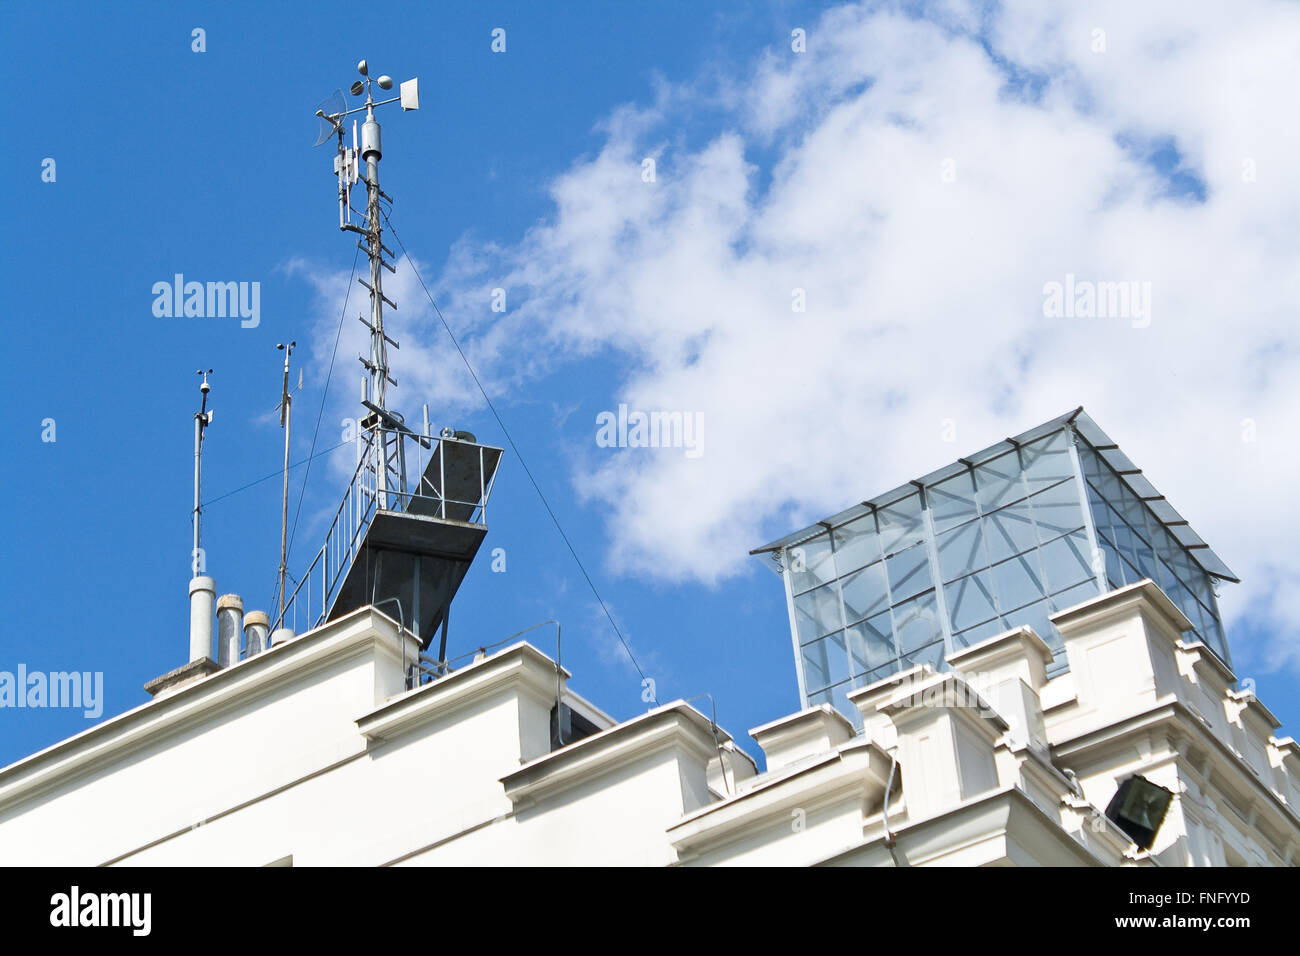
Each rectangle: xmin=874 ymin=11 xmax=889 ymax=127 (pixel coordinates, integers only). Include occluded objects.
xmin=192 ymin=369 xmax=214 ymax=573
xmin=314 ymin=58 xmax=419 ymax=510
xmin=276 ymin=342 xmax=296 ymax=618
xmin=274 ymin=58 xmax=500 ymax=668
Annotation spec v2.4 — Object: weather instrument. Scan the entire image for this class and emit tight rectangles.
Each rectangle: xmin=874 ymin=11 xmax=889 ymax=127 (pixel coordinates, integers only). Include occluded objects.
xmin=274 ymin=59 xmax=501 ymax=682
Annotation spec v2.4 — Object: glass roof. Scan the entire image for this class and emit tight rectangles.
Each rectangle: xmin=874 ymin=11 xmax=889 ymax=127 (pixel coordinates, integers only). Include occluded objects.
xmin=751 ymin=407 xmax=1238 ymax=583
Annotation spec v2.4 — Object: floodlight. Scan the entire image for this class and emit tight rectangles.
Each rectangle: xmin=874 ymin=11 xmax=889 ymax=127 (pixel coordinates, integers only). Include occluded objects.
xmin=377 ymin=75 xmax=393 ymax=90
xmin=1104 ymin=775 xmax=1173 ymax=851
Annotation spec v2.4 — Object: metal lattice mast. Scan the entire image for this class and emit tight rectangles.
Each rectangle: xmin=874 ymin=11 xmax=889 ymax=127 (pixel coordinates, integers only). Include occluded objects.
xmin=358 ymin=89 xmax=393 ymax=414
xmin=315 ymin=60 xmax=419 ymax=510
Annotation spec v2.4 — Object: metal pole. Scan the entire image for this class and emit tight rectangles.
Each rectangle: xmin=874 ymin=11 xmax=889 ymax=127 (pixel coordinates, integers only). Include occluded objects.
xmin=279 ymin=401 xmax=291 ymax=615
xmin=277 ymin=343 xmax=295 ymax=618
xmin=193 ymin=370 xmax=212 ymax=573
xmin=193 ymin=409 xmax=202 ymax=564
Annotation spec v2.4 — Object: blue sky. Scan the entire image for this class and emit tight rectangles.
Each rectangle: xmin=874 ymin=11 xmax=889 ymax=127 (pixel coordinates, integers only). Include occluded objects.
xmin=3 ymin=0 xmax=1298 ymax=768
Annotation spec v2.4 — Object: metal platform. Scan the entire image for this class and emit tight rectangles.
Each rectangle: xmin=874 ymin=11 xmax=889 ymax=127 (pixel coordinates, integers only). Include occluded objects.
xmin=274 ymin=426 xmax=502 ymax=654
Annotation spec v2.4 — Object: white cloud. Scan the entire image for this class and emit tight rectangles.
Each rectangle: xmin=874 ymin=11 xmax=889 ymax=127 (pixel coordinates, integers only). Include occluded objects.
xmin=296 ymin=1 xmax=1300 ymax=672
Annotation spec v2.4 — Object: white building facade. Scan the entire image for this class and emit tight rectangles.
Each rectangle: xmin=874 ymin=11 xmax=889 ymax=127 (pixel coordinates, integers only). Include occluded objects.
xmin=1 ymin=577 xmax=1296 ymax=866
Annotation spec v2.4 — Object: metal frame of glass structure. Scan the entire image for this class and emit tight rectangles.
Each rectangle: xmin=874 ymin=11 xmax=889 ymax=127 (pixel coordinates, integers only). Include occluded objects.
xmin=751 ymin=408 xmax=1238 ymax=726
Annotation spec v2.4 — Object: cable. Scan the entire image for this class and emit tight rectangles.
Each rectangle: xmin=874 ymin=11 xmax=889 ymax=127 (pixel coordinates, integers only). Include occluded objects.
xmin=381 ymin=208 xmax=657 ymax=701
xmin=198 ymin=440 xmax=352 ymax=509
xmin=285 ymin=245 xmax=362 ymax=567
xmin=270 ymin=246 xmax=362 ymax=612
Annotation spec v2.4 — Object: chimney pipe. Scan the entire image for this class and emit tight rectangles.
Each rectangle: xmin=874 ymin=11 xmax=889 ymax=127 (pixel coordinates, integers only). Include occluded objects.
xmin=271 ymin=627 xmax=295 ymax=647
xmin=216 ymin=594 xmax=244 ymax=667
xmin=243 ymin=611 xmax=270 ymax=657
xmin=189 ymin=576 xmax=216 ymax=662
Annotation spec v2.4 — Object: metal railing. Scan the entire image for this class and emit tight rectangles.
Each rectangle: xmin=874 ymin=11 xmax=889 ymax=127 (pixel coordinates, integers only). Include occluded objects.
xmin=270 ymin=426 xmax=498 ymax=636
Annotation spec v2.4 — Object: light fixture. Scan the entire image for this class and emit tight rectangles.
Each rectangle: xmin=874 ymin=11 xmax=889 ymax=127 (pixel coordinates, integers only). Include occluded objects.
xmin=1104 ymin=774 xmax=1173 ymax=850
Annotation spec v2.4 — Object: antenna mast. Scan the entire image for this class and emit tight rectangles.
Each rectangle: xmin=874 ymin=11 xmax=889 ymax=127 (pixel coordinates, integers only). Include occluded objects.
xmin=280 ymin=66 xmax=500 ymax=669
xmin=316 ymin=59 xmax=420 ymax=509
xmin=192 ymin=370 xmax=213 ymax=573
xmin=276 ymin=342 xmax=296 ymax=617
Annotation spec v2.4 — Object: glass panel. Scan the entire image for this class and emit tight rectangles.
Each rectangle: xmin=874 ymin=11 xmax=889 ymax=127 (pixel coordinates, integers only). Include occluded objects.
xmin=1118 ymin=485 xmax=1148 ymax=534
xmin=830 ymin=681 xmax=859 ymax=726
xmin=1149 ymin=523 xmax=1179 ymax=567
xmin=1170 ymin=582 xmax=1199 ymax=628
xmin=1078 ymin=443 xmax=1103 ymax=480
xmin=1163 ymin=576 xmax=1187 ymax=611
xmin=894 ymin=590 xmax=942 ymax=654
xmin=1021 ymin=429 xmax=1074 ymax=492
xmin=1087 ymin=486 xmax=1113 ymax=540
xmin=1040 ymin=529 xmax=1093 ymax=593
xmin=833 ymin=514 xmax=880 ymax=576
xmin=1167 ymin=541 xmax=1197 ymax=584
xmin=975 ymin=450 xmax=1025 ymax=511
xmin=877 ymin=494 xmax=924 ymax=557
xmin=1013 ymin=599 xmax=1060 ymax=655
xmin=887 ymin=542 xmax=933 ymax=603
xmin=945 ymin=569 xmax=998 ymax=632
xmin=801 ymin=631 xmax=850 ymax=692
xmin=902 ymin=639 xmax=947 ymax=672
xmin=841 ymin=561 xmax=889 ymax=624
xmin=1184 ymin=596 xmax=1212 ymax=635
xmin=983 ymin=498 xmax=1037 ymax=563
xmin=1202 ymin=619 xmax=1228 ymax=662
xmin=787 ymin=532 xmax=836 ymax=594
xmin=929 ymin=470 xmax=979 ymax=533
xmin=1095 ymin=466 xmax=1124 ymax=507
xmin=1027 ymin=478 xmax=1084 ymax=538
xmin=1153 ymin=555 xmax=1180 ymax=595
xmin=794 ymin=582 xmax=843 ymax=643
xmin=937 ymin=518 xmax=987 ymax=583
xmin=1050 ymin=579 xmax=1100 ymax=614
xmin=992 ymin=552 xmax=1047 ymax=612
xmin=1133 ymin=531 xmax=1158 ymax=583
xmin=802 ymin=638 xmax=830 ymax=692
xmin=1189 ymin=568 xmax=1214 ymax=606
xmin=1120 ymin=553 xmax=1143 ymax=588
xmin=1111 ymin=519 xmax=1138 ymax=570
xmin=847 ymin=612 xmax=894 ymax=676
xmin=953 ymin=616 xmax=1008 ymax=650
xmin=1097 ymin=533 xmax=1125 ymax=589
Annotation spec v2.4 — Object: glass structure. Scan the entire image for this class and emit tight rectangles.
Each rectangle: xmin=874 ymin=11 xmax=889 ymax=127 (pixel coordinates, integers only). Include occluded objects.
xmin=751 ymin=409 xmax=1237 ymax=727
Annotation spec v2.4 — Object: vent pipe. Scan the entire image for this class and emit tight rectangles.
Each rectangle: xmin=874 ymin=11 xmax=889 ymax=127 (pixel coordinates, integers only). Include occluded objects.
xmin=189 ymin=576 xmax=216 ymax=662
xmin=216 ymin=594 xmax=244 ymax=667
xmin=271 ymin=627 xmax=295 ymax=647
xmin=243 ymin=611 xmax=270 ymax=657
